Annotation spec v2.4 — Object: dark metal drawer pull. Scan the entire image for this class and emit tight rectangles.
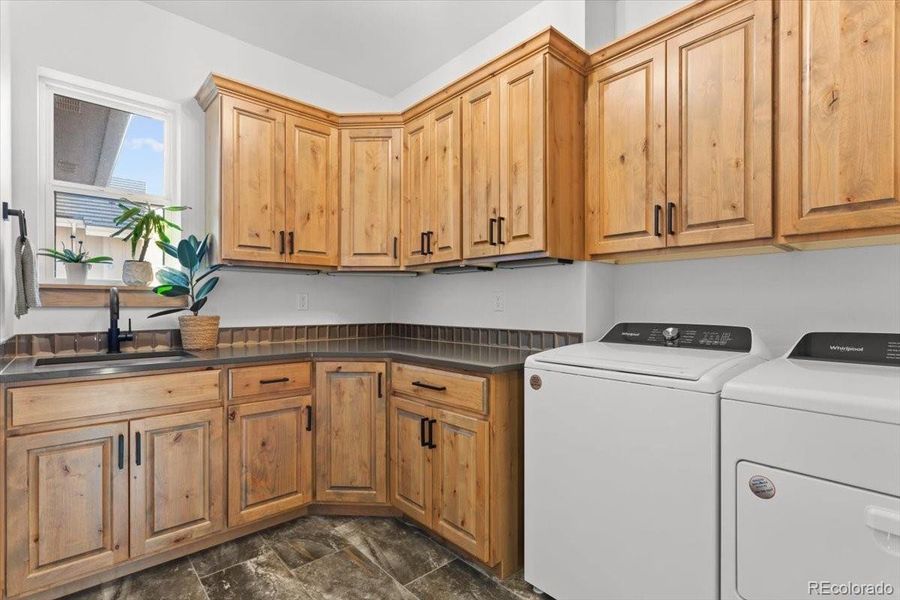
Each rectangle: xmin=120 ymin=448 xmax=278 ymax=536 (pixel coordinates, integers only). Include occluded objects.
xmin=427 ymin=418 xmax=437 ymax=449
xmin=653 ymin=204 xmax=662 ymax=237
xmin=279 ymin=230 xmax=286 ymax=254
xmin=305 ymin=405 xmax=313 ymax=432
xmin=135 ymin=432 xmax=142 ymax=466
xmin=288 ymin=231 xmax=295 ymax=255
xmin=412 ymin=380 xmax=447 ymax=392
xmin=667 ymin=202 xmax=676 ymax=235
xmin=118 ymin=434 xmax=125 ymax=470
xmin=420 ymin=231 xmax=426 ymax=256
xmin=497 ymin=216 xmax=505 ymax=245
xmin=426 ymin=231 xmax=434 ymax=255
xmin=377 ymin=372 xmax=383 ymax=398
xmin=420 ymin=416 xmax=428 ymax=447
xmin=260 ymin=377 xmax=291 ymax=385
xmin=489 ymin=218 xmax=497 ymax=245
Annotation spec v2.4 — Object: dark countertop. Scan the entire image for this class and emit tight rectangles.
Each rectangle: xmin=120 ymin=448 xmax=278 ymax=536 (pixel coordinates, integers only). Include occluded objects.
xmin=0 ymin=337 xmax=533 ymax=383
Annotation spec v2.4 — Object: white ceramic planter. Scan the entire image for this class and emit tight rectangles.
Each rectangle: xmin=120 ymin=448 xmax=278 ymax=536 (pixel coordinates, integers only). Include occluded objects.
xmin=64 ymin=263 xmax=89 ymax=285
xmin=122 ymin=260 xmax=154 ymax=287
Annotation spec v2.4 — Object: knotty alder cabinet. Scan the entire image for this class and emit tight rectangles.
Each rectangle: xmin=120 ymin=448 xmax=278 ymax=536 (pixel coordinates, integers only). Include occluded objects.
xmin=586 ymin=0 xmax=774 ymax=258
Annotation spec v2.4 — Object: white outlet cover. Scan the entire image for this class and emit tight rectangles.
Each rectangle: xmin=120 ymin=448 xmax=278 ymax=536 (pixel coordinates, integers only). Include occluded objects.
xmin=493 ymin=291 xmax=505 ymax=312
xmin=297 ymin=293 xmax=309 ymax=311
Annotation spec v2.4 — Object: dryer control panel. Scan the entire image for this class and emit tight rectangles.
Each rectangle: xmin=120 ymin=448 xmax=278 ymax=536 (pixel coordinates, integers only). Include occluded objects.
xmin=600 ymin=322 xmax=752 ymax=352
xmin=788 ymin=332 xmax=900 ymax=366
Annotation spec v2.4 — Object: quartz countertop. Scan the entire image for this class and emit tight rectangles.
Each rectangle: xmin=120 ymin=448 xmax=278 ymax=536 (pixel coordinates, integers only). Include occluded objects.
xmin=0 ymin=337 xmax=533 ymax=383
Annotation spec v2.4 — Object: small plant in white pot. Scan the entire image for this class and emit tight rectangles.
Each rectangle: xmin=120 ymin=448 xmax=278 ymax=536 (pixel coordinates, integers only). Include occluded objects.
xmin=111 ymin=199 xmax=188 ymax=287
xmin=149 ymin=235 xmax=223 ymax=350
xmin=38 ymin=240 xmax=112 ymax=284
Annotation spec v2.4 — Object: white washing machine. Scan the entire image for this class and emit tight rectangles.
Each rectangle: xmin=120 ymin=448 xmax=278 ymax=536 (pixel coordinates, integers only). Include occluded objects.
xmin=525 ymin=322 xmax=768 ymax=600
xmin=721 ymin=332 xmax=900 ymax=600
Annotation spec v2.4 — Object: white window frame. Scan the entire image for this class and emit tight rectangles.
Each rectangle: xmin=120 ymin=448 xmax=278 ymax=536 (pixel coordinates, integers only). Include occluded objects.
xmin=37 ymin=68 xmax=181 ymax=283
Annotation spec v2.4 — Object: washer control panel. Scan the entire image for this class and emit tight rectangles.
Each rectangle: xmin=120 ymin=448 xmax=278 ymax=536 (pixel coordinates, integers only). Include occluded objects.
xmin=788 ymin=332 xmax=900 ymax=366
xmin=600 ymin=322 xmax=752 ymax=352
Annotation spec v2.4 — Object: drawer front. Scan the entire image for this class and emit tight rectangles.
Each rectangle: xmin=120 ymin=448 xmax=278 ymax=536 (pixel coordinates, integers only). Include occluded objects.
xmin=8 ymin=370 xmax=221 ymax=428
xmin=230 ymin=362 xmax=311 ymax=399
xmin=391 ymin=363 xmax=487 ymax=413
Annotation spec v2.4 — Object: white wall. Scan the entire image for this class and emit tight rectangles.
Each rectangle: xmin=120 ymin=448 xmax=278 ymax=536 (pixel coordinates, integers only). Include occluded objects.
xmin=613 ymin=0 xmax=691 ymax=37
xmin=0 ymin=0 xmax=13 ymax=341
xmin=7 ymin=0 xmax=395 ymax=334
xmin=585 ymin=1 xmax=617 ymax=51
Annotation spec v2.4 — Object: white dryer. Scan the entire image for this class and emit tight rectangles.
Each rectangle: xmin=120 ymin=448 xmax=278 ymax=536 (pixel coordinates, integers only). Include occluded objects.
xmin=525 ymin=322 xmax=768 ymax=600
xmin=721 ymin=332 xmax=900 ymax=600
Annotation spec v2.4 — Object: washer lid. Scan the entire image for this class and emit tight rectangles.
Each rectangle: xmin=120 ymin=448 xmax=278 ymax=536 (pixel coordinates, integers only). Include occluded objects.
xmin=723 ymin=332 xmax=900 ymax=424
xmin=531 ymin=339 xmax=751 ymax=381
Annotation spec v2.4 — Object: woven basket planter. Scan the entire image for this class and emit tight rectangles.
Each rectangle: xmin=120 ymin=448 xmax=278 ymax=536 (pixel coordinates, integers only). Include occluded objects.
xmin=179 ymin=315 xmax=220 ymax=350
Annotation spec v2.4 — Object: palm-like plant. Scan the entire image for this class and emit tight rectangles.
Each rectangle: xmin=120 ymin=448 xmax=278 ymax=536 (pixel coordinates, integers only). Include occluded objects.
xmin=111 ymin=198 xmax=188 ymax=261
xmin=148 ymin=235 xmax=222 ymax=318
xmin=38 ymin=239 xmax=112 ymax=264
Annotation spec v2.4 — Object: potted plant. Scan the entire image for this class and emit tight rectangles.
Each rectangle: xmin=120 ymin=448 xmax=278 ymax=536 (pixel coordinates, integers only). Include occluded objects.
xmin=111 ymin=199 xmax=188 ymax=287
xmin=38 ymin=238 xmax=112 ymax=284
xmin=148 ymin=235 xmax=223 ymax=350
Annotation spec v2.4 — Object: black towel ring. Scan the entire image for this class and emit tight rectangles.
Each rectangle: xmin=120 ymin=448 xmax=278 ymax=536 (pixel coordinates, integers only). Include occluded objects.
xmin=2 ymin=201 xmax=27 ymax=237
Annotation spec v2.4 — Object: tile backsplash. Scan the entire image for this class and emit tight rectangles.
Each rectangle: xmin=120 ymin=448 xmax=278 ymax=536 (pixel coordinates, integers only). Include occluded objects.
xmin=9 ymin=323 xmax=581 ymax=357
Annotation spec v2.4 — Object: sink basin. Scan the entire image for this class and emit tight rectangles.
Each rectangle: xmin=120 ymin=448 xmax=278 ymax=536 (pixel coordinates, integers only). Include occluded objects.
xmin=35 ymin=350 xmax=196 ymax=367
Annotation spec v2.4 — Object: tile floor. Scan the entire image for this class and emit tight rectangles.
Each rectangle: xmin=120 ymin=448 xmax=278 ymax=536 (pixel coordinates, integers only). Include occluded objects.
xmin=65 ymin=516 xmax=551 ymax=600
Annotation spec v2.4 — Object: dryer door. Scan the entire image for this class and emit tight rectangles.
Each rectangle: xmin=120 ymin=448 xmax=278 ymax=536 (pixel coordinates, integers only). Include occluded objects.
xmin=736 ymin=462 xmax=900 ymax=600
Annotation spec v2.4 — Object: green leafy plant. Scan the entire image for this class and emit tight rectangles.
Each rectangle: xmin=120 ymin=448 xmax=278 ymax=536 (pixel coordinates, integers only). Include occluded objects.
xmin=148 ymin=235 xmax=222 ymax=318
xmin=111 ymin=198 xmax=188 ymax=261
xmin=38 ymin=238 xmax=112 ymax=264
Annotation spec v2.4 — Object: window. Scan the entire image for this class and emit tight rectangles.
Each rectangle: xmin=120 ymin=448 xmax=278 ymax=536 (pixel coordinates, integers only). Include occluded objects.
xmin=39 ymin=70 xmax=180 ymax=284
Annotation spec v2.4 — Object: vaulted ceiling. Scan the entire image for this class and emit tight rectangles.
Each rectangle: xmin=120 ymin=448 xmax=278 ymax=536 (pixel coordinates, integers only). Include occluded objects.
xmin=144 ymin=0 xmax=543 ymax=97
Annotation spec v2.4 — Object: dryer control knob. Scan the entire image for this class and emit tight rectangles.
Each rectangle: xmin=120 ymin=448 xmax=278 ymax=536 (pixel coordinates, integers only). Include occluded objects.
xmin=663 ymin=327 xmax=680 ymax=342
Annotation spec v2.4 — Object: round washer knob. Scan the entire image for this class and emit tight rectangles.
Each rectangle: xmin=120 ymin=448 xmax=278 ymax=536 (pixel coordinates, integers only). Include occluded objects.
xmin=663 ymin=327 xmax=680 ymax=341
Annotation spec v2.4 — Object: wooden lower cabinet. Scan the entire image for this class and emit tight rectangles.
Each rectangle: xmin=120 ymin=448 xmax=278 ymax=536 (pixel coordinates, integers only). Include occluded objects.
xmin=389 ymin=396 xmax=433 ymax=526
xmin=131 ymin=408 xmax=225 ymax=556
xmin=315 ymin=362 xmax=388 ymax=503
xmin=6 ymin=423 xmax=130 ymax=596
xmin=227 ymin=396 xmax=314 ymax=526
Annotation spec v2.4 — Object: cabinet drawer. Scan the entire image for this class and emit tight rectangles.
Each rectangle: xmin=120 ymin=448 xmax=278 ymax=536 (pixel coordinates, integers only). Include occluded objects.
xmin=229 ymin=362 xmax=311 ymax=399
xmin=392 ymin=363 xmax=487 ymax=413
xmin=8 ymin=370 xmax=221 ymax=428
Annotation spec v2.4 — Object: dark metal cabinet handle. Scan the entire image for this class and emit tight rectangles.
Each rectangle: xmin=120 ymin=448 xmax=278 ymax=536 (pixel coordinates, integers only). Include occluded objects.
xmin=412 ymin=380 xmax=447 ymax=392
xmin=654 ymin=205 xmax=662 ymax=237
xmin=279 ymin=230 xmax=286 ymax=254
xmin=427 ymin=419 xmax=437 ymax=449
xmin=393 ymin=237 xmax=398 ymax=259
xmin=420 ymin=416 xmax=428 ymax=447
xmin=377 ymin=372 xmax=383 ymax=398
xmin=420 ymin=231 xmax=426 ymax=256
xmin=426 ymin=231 xmax=434 ymax=255
xmin=667 ymin=202 xmax=676 ymax=235
xmin=260 ymin=377 xmax=290 ymax=385
xmin=229 ymin=409 xmax=237 ymax=422
xmin=135 ymin=432 xmax=142 ymax=466
xmin=489 ymin=218 xmax=497 ymax=245
xmin=497 ymin=217 xmax=505 ymax=245
xmin=305 ymin=405 xmax=313 ymax=431
xmin=118 ymin=434 xmax=125 ymax=470
xmin=288 ymin=231 xmax=295 ymax=255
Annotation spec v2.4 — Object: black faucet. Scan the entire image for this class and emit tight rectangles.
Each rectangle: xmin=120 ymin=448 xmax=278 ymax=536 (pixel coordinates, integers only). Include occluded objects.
xmin=107 ymin=287 xmax=134 ymax=354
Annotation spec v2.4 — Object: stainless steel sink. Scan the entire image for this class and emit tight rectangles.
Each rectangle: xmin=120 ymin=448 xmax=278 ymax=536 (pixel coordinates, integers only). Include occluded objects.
xmin=35 ymin=350 xmax=196 ymax=367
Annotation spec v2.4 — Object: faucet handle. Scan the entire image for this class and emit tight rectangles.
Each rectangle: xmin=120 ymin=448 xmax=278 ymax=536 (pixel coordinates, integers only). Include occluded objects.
xmin=121 ymin=318 xmax=135 ymax=342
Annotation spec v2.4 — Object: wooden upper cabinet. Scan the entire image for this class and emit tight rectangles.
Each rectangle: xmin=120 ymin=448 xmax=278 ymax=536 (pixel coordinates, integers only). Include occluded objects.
xmin=285 ymin=115 xmax=340 ymax=266
xmin=586 ymin=43 xmax=667 ymax=255
xmin=430 ymin=98 xmax=463 ymax=264
xmin=220 ymin=96 xmax=286 ymax=263
xmin=227 ymin=395 xmax=314 ymax=526
xmin=130 ymin=408 xmax=224 ymax=557
xmin=403 ymin=114 xmax=432 ymax=266
xmin=498 ymin=53 xmax=546 ymax=255
xmin=341 ymin=128 xmax=402 ymax=267
xmin=778 ymin=0 xmax=900 ymax=239
xmin=6 ymin=423 xmax=129 ymax=596
xmin=462 ymin=78 xmax=501 ymax=259
xmin=315 ymin=362 xmax=388 ymax=503
xmin=665 ymin=0 xmax=773 ymax=247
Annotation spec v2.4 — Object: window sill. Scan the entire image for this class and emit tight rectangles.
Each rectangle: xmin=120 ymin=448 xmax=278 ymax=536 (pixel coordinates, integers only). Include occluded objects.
xmin=38 ymin=284 xmax=188 ymax=308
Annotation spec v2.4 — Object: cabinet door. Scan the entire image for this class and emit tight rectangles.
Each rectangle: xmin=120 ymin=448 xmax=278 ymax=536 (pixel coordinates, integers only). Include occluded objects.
xmin=402 ymin=114 xmax=432 ymax=266
xmin=498 ymin=54 xmax=546 ymax=255
xmin=665 ymin=1 xmax=773 ymax=247
xmin=432 ymin=409 xmax=490 ymax=561
xmin=586 ymin=43 xmax=667 ymax=255
xmin=285 ymin=114 xmax=340 ymax=266
xmin=341 ymin=128 xmax=402 ymax=267
xmin=462 ymin=78 xmax=501 ymax=258
xmin=220 ymin=96 xmax=286 ymax=263
xmin=315 ymin=362 xmax=387 ymax=503
xmin=6 ymin=423 xmax=129 ymax=596
xmin=130 ymin=408 xmax=224 ymax=557
xmin=389 ymin=396 xmax=433 ymax=527
xmin=227 ymin=396 xmax=314 ymax=527
xmin=430 ymin=98 xmax=463 ymax=263
xmin=778 ymin=0 xmax=900 ymax=236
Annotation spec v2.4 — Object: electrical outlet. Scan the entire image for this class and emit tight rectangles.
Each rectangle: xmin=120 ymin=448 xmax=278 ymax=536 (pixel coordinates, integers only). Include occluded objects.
xmin=297 ymin=293 xmax=309 ymax=311
xmin=493 ymin=291 xmax=505 ymax=312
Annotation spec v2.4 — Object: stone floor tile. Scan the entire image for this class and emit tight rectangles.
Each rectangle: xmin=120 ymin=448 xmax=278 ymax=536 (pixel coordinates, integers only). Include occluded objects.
xmin=64 ymin=558 xmax=206 ymax=600
xmin=190 ymin=532 xmax=270 ymax=577
xmin=406 ymin=559 xmax=520 ymax=600
xmin=200 ymin=550 xmax=312 ymax=600
xmin=261 ymin=515 xmax=351 ymax=569
xmin=292 ymin=545 xmax=418 ymax=600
